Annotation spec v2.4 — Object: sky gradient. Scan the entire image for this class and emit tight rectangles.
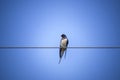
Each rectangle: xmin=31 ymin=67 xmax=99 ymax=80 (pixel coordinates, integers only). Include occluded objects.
xmin=0 ymin=0 xmax=120 ymax=80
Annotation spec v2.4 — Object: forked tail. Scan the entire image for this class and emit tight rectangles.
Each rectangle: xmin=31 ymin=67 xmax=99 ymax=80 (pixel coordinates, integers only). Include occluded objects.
xmin=64 ymin=49 xmax=67 ymax=59
xmin=58 ymin=58 xmax=62 ymax=64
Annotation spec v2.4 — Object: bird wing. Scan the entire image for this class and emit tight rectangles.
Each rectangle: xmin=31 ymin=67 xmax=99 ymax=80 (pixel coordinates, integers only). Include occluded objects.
xmin=64 ymin=39 xmax=69 ymax=59
xmin=66 ymin=39 xmax=69 ymax=47
xmin=59 ymin=39 xmax=62 ymax=58
xmin=59 ymin=39 xmax=64 ymax=58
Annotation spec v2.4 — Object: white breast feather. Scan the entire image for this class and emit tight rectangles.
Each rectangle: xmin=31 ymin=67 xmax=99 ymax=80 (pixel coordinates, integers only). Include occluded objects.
xmin=61 ymin=39 xmax=67 ymax=48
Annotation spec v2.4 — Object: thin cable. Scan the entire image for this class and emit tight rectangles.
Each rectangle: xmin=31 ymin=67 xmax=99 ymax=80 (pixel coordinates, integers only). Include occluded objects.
xmin=0 ymin=46 xmax=120 ymax=49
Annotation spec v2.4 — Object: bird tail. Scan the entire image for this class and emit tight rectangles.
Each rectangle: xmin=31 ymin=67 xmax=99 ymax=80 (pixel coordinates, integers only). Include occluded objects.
xmin=58 ymin=58 xmax=62 ymax=64
xmin=64 ymin=49 xmax=67 ymax=59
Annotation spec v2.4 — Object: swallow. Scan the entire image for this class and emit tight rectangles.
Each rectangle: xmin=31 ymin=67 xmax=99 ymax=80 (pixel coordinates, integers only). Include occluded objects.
xmin=59 ymin=34 xmax=69 ymax=64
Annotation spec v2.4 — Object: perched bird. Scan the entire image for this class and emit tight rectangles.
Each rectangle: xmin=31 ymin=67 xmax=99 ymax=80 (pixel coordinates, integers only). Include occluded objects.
xmin=59 ymin=34 xmax=69 ymax=64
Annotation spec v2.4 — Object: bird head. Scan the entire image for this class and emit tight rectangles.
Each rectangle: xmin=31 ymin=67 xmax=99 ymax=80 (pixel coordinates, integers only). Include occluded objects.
xmin=61 ymin=34 xmax=66 ymax=38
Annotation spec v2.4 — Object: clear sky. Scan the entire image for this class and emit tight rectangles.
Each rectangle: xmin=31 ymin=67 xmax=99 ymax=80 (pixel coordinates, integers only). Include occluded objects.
xmin=0 ymin=0 xmax=120 ymax=80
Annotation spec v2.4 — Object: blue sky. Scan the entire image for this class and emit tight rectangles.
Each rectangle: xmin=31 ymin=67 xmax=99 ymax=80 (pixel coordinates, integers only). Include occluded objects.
xmin=0 ymin=0 xmax=120 ymax=80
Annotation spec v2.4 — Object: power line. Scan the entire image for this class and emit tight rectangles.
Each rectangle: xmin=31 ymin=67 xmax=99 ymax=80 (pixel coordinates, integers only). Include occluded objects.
xmin=0 ymin=46 xmax=120 ymax=49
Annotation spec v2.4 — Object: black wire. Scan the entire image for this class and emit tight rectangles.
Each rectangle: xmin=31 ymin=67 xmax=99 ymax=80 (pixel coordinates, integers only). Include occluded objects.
xmin=0 ymin=46 xmax=120 ymax=49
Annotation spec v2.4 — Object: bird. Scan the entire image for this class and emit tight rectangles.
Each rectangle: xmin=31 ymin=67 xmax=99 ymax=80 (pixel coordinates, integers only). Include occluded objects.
xmin=59 ymin=34 xmax=69 ymax=64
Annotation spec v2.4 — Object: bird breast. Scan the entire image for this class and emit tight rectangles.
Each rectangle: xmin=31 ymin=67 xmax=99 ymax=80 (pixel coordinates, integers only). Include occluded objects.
xmin=61 ymin=39 xmax=67 ymax=48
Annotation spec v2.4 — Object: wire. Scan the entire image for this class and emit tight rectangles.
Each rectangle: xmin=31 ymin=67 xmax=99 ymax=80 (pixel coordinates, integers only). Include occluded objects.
xmin=0 ymin=46 xmax=120 ymax=49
